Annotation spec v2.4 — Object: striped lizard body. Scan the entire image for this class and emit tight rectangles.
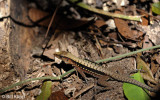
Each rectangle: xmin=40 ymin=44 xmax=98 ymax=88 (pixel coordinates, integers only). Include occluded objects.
xmin=54 ymin=51 xmax=158 ymax=92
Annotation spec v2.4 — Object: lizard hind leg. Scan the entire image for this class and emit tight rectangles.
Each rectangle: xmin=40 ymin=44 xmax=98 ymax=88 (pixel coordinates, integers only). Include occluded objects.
xmin=93 ymin=76 xmax=113 ymax=95
xmin=97 ymin=76 xmax=114 ymax=90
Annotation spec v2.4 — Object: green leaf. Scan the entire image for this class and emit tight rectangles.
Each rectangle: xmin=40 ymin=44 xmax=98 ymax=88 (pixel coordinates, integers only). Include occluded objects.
xmin=123 ymin=72 xmax=150 ymax=100
xmin=36 ymin=81 xmax=52 ymax=100
xmin=152 ymin=2 xmax=160 ymax=15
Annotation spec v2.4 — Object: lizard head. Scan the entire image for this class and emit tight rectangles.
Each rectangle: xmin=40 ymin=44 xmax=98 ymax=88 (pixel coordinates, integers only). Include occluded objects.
xmin=54 ymin=51 xmax=75 ymax=64
xmin=54 ymin=51 xmax=70 ymax=59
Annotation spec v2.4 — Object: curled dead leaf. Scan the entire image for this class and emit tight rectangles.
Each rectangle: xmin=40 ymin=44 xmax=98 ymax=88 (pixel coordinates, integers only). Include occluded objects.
xmin=114 ymin=18 xmax=144 ymax=41
xmin=28 ymin=8 xmax=94 ymax=30
xmin=136 ymin=54 xmax=157 ymax=84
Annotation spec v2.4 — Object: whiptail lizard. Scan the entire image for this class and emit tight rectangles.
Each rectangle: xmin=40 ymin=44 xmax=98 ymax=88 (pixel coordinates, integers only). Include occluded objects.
xmin=54 ymin=51 xmax=158 ymax=92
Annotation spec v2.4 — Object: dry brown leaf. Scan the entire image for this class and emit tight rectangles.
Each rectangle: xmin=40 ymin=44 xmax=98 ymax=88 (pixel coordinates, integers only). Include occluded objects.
xmin=155 ymin=54 xmax=160 ymax=64
xmin=140 ymin=16 xmax=149 ymax=26
xmin=142 ymin=35 xmax=153 ymax=52
xmin=43 ymin=31 xmax=67 ymax=59
xmin=151 ymin=54 xmax=160 ymax=75
xmin=94 ymin=19 xmax=106 ymax=28
xmin=114 ymin=17 xmax=144 ymax=41
xmin=28 ymin=8 xmax=94 ymax=30
xmin=49 ymin=90 xmax=68 ymax=100
xmin=43 ymin=49 xmax=56 ymax=59
xmin=108 ymin=32 xmax=118 ymax=40
xmin=137 ymin=9 xmax=149 ymax=26
xmin=42 ymin=65 xmax=53 ymax=76
xmin=151 ymin=61 xmax=159 ymax=75
xmin=28 ymin=8 xmax=50 ymax=26
xmin=114 ymin=11 xmax=144 ymax=41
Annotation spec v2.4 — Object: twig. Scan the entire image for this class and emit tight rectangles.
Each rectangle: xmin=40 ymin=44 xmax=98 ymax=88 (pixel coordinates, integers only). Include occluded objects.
xmin=45 ymin=0 xmax=63 ymax=38
xmin=71 ymin=83 xmax=94 ymax=99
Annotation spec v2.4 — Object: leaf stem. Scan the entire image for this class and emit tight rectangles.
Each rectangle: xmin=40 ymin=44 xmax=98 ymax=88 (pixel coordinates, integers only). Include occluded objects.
xmin=69 ymin=0 xmax=141 ymax=21
xmin=0 ymin=69 xmax=75 ymax=94
xmin=96 ymin=45 xmax=160 ymax=63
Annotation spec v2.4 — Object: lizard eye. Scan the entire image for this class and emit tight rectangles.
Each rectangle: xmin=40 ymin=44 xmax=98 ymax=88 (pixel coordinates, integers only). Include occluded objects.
xmin=66 ymin=58 xmax=69 ymax=62
xmin=64 ymin=58 xmax=70 ymax=64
